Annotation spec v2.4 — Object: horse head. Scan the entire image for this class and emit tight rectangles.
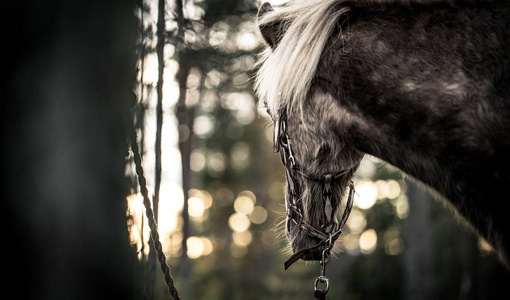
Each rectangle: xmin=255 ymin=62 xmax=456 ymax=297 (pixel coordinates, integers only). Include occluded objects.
xmin=257 ymin=2 xmax=363 ymax=264
xmin=272 ymin=92 xmax=363 ymax=265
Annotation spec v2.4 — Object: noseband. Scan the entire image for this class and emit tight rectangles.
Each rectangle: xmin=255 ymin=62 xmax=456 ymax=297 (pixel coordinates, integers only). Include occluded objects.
xmin=273 ymin=111 xmax=355 ymax=271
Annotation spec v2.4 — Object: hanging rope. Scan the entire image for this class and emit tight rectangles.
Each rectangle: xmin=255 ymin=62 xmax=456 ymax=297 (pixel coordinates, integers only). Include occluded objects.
xmin=130 ymin=124 xmax=182 ymax=300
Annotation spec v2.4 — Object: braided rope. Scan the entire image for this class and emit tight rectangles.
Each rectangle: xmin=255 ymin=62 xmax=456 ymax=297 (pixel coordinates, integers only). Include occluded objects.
xmin=130 ymin=128 xmax=182 ymax=300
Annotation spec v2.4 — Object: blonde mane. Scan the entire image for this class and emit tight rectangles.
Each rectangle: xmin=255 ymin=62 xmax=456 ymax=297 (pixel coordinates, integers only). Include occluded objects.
xmin=254 ymin=0 xmax=351 ymax=116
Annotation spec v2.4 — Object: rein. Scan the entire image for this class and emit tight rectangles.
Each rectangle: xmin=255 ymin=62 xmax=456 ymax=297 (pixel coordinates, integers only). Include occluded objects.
xmin=129 ymin=116 xmax=181 ymax=300
xmin=274 ymin=110 xmax=355 ymax=298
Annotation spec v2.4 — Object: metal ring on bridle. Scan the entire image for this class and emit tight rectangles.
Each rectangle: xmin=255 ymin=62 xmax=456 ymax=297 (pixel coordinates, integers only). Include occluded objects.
xmin=314 ymin=276 xmax=330 ymax=293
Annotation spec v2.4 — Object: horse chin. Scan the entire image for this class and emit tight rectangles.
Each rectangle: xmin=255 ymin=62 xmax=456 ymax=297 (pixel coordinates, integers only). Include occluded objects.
xmin=286 ymin=219 xmax=324 ymax=261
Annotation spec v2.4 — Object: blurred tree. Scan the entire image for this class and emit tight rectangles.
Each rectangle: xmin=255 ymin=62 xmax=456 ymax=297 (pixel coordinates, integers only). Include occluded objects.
xmin=4 ymin=0 xmax=142 ymax=299
xmin=404 ymin=179 xmax=433 ymax=300
xmin=137 ymin=4 xmax=155 ymax=299
xmin=145 ymin=0 xmax=167 ymax=298
xmin=151 ymin=0 xmax=279 ymax=299
xmin=174 ymin=0 xmax=193 ymax=286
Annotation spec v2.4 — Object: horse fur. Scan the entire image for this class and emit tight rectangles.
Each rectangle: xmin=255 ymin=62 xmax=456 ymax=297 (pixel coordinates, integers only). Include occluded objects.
xmin=255 ymin=0 xmax=510 ymax=268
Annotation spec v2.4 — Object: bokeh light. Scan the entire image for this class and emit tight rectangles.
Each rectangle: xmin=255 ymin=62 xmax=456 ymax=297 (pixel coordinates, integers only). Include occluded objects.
xmin=187 ymin=236 xmax=205 ymax=259
xmin=346 ymin=208 xmax=367 ymax=234
xmin=189 ymin=188 xmax=213 ymax=209
xmin=190 ymin=150 xmax=206 ymax=172
xmin=206 ymin=150 xmax=227 ymax=177
xmin=233 ymin=231 xmax=253 ymax=247
xmin=375 ymin=179 xmax=402 ymax=199
xmin=186 ymin=236 xmax=213 ymax=259
xmin=249 ymin=206 xmax=268 ymax=224
xmin=386 ymin=238 xmax=404 ymax=255
xmin=394 ymin=196 xmax=409 ymax=219
xmin=194 ymin=115 xmax=215 ymax=138
xmin=343 ymin=233 xmax=360 ymax=255
xmin=355 ymin=180 xmax=378 ymax=209
xmin=359 ymin=229 xmax=378 ymax=254
xmin=228 ymin=213 xmax=251 ymax=232
xmin=230 ymin=142 xmax=250 ymax=170
xmin=188 ymin=197 xmax=205 ymax=218
xmin=234 ymin=195 xmax=255 ymax=215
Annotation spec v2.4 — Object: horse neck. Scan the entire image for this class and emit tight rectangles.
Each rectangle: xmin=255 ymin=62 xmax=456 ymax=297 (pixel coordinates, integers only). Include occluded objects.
xmin=317 ymin=0 xmax=510 ymax=203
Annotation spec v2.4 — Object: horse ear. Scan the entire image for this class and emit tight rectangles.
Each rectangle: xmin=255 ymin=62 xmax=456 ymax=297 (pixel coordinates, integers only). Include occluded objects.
xmin=257 ymin=2 xmax=277 ymax=48
xmin=258 ymin=2 xmax=274 ymax=18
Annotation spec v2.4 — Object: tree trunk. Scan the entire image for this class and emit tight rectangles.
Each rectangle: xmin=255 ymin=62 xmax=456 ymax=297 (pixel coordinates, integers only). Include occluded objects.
xmin=404 ymin=179 xmax=434 ymax=300
xmin=174 ymin=0 xmax=192 ymax=284
xmin=154 ymin=0 xmax=165 ymax=223
xmin=145 ymin=0 xmax=166 ymax=298
xmin=176 ymin=62 xmax=193 ymax=283
xmin=4 ymin=0 xmax=141 ymax=298
xmin=137 ymin=3 xmax=155 ymax=299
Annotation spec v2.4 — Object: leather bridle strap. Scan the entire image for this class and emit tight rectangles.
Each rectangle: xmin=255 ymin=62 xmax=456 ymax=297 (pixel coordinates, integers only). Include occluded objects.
xmin=284 ymin=236 xmax=329 ymax=270
xmin=284 ymin=230 xmax=341 ymax=270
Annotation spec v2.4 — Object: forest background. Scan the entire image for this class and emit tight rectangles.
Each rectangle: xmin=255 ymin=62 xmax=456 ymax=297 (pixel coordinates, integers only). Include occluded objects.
xmin=5 ymin=0 xmax=510 ymax=299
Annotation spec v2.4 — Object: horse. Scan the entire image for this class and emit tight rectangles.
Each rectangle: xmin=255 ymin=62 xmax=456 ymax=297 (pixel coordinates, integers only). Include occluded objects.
xmin=254 ymin=0 xmax=510 ymax=273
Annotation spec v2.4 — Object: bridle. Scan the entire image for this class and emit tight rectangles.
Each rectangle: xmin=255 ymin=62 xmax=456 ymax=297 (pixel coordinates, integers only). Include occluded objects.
xmin=273 ymin=109 xmax=355 ymax=298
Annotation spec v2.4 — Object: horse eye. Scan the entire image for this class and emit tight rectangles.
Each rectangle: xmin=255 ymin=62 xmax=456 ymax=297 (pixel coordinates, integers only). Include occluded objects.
xmin=316 ymin=143 xmax=331 ymax=157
